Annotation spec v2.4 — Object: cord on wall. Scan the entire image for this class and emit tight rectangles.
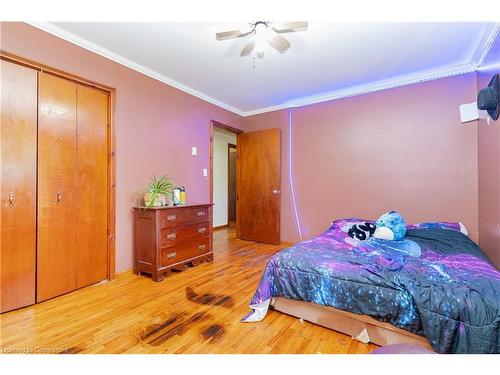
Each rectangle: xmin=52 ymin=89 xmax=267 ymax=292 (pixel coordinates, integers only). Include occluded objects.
xmin=288 ymin=108 xmax=303 ymax=241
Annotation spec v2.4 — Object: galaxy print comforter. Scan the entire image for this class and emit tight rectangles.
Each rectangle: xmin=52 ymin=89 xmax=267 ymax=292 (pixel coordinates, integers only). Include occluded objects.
xmin=243 ymin=219 xmax=500 ymax=354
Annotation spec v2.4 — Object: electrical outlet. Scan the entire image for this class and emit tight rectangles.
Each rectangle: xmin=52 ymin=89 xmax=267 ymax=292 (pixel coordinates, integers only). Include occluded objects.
xmin=192 ymin=147 xmax=198 ymax=156
xmin=203 ymin=168 xmax=208 ymax=177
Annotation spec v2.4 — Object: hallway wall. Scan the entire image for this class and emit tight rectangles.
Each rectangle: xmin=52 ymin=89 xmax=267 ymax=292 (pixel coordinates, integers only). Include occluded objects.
xmin=213 ymin=129 xmax=237 ymax=227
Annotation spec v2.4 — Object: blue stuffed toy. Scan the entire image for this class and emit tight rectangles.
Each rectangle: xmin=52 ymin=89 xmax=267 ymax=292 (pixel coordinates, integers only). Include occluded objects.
xmin=373 ymin=210 xmax=406 ymax=241
xmin=345 ymin=210 xmax=421 ymax=260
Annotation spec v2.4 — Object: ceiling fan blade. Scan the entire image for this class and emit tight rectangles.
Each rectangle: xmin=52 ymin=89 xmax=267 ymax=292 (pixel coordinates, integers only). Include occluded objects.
xmin=267 ymin=32 xmax=290 ymax=54
xmin=240 ymin=40 xmax=256 ymax=57
xmin=216 ymin=30 xmax=245 ymax=40
xmin=272 ymin=22 xmax=308 ymax=33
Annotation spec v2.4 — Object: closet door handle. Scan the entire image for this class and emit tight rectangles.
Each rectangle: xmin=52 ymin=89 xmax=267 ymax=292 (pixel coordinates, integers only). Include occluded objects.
xmin=8 ymin=192 xmax=14 ymax=207
xmin=56 ymin=192 xmax=62 ymax=205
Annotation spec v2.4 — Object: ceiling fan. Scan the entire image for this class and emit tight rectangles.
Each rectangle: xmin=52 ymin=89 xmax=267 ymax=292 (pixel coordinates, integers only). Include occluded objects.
xmin=216 ymin=21 xmax=308 ymax=57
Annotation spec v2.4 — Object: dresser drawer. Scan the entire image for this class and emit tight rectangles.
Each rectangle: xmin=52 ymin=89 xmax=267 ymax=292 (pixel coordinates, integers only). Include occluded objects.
xmin=160 ymin=238 xmax=211 ymax=267
xmin=160 ymin=206 xmax=209 ymax=228
xmin=160 ymin=222 xmax=209 ymax=248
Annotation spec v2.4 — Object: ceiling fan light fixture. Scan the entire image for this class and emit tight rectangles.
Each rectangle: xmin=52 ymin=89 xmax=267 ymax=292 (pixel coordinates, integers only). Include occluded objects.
xmin=254 ymin=22 xmax=270 ymax=53
xmin=255 ymin=41 xmax=267 ymax=53
xmin=216 ymin=21 xmax=308 ymax=58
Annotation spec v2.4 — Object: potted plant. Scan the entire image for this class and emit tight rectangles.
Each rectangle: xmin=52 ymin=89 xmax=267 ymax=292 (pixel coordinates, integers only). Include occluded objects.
xmin=139 ymin=175 xmax=173 ymax=208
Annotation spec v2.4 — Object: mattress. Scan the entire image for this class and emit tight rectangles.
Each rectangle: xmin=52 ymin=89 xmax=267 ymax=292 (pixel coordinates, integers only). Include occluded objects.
xmin=242 ymin=218 xmax=500 ymax=354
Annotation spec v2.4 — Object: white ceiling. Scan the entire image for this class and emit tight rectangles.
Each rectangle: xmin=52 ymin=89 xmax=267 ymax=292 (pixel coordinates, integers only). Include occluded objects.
xmin=32 ymin=22 xmax=499 ymax=115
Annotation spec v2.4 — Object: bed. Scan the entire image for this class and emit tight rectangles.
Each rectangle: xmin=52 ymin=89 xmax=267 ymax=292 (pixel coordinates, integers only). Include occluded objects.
xmin=242 ymin=218 xmax=500 ymax=354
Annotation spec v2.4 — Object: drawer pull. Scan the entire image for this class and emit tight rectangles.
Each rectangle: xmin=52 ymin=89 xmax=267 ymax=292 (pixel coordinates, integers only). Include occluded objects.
xmin=197 ymin=211 xmax=206 ymax=217
xmin=166 ymin=252 xmax=177 ymax=259
xmin=198 ymin=227 xmax=207 ymax=234
xmin=8 ymin=192 xmax=14 ymax=207
xmin=167 ymin=233 xmax=177 ymax=241
xmin=198 ymin=244 xmax=207 ymax=251
xmin=167 ymin=215 xmax=177 ymax=222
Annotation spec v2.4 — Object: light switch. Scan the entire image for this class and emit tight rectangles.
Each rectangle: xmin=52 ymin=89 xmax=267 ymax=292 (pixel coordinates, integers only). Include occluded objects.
xmin=203 ymin=168 xmax=208 ymax=177
xmin=192 ymin=147 xmax=198 ymax=156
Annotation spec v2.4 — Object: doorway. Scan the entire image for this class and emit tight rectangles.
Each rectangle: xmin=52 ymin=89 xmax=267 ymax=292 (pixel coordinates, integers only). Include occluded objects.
xmin=210 ymin=121 xmax=281 ymax=245
xmin=210 ymin=121 xmax=242 ymax=230
xmin=227 ymin=143 xmax=237 ymax=226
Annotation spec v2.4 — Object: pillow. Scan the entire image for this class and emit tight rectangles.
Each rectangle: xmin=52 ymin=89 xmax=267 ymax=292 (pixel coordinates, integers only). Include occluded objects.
xmin=407 ymin=221 xmax=468 ymax=235
xmin=348 ymin=222 xmax=376 ymax=241
xmin=330 ymin=218 xmax=469 ymax=238
xmin=329 ymin=218 xmax=374 ymax=238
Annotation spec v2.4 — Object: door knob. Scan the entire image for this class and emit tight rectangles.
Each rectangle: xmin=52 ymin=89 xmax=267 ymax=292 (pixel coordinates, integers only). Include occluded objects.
xmin=56 ymin=192 xmax=62 ymax=205
xmin=272 ymin=189 xmax=281 ymax=195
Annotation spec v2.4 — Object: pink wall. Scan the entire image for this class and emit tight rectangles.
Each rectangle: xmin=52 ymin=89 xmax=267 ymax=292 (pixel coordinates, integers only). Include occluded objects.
xmin=0 ymin=22 xmax=243 ymax=273
xmin=2 ymin=22 xmax=495 ymax=271
xmin=477 ymin=35 xmax=500 ymax=268
xmin=243 ymin=74 xmax=480 ymax=244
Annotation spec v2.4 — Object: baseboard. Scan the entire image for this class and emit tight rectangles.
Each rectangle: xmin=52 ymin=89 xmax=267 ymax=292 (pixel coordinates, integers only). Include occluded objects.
xmin=213 ymin=224 xmax=229 ymax=230
xmin=115 ymin=268 xmax=134 ymax=277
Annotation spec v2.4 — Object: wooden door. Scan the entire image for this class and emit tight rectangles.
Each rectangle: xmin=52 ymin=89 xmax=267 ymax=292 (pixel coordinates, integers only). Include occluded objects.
xmin=237 ymin=129 xmax=281 ymax=244
xmin=227 ymin=144 xmax=237 ymax=223
xmin=0 ymin=60 xmax=37 ymax=312
xmin=37 ymin=72 xmax=78 ymax=302
xmin=75 ymin=84 xmax=108 ymax=288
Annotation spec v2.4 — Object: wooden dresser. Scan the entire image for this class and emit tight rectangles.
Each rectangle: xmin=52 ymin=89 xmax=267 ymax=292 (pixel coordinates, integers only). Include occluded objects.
xmin=132 ymin=204 xmax=213 ymax=281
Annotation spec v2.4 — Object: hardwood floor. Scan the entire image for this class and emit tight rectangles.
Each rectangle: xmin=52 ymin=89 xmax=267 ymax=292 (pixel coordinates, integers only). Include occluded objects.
xmin=0 ymin=227 xmax=378 ymax=354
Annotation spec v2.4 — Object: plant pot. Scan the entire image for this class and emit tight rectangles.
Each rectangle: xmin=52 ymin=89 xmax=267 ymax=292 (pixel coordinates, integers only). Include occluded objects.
xmin=144 ymin=193 xmax=168 ymax=207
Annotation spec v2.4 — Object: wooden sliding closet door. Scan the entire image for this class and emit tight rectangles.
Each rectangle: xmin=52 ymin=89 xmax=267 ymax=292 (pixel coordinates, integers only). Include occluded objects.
xmin=0 ymin=60 xmax=37 ymax=312
xmin=37 ymin=72 xmax=78 ymax=302
xmin=37 ymin=72 xmax=109 ymax=302
xmin=75 ymin=85 xmax=108 ymax=288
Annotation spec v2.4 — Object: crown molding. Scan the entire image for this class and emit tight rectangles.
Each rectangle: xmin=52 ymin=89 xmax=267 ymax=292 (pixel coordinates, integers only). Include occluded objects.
xmin=243 ymin=63 xmax=476 ymax=116
xmin=470 ymin=23 xmax=500 ymax=69
xmin=27 ymin=22 xmax=496 ymax=118
xmin=27 ymin=22 xmax=245 ymax=116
